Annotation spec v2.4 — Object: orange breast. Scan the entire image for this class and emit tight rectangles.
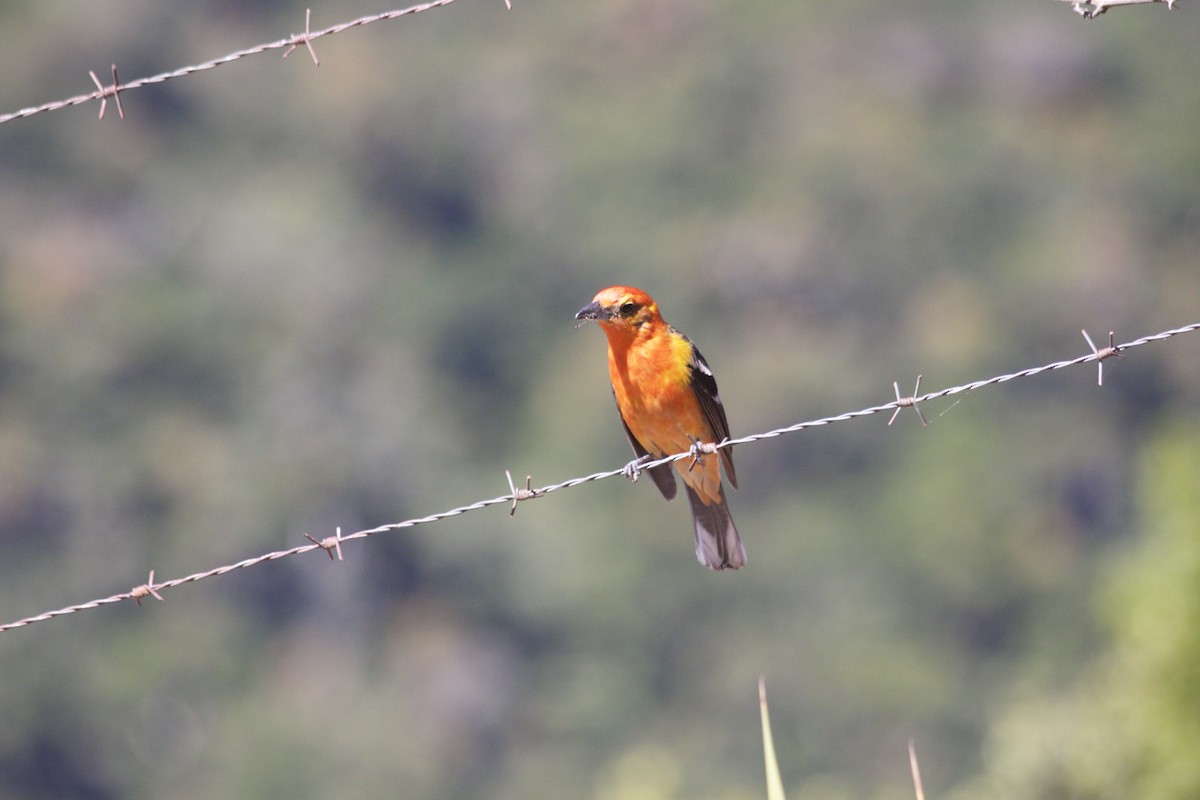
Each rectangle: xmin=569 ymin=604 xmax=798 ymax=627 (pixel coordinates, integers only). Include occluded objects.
xmin=605 ymin=326 xmax=725 ymax=505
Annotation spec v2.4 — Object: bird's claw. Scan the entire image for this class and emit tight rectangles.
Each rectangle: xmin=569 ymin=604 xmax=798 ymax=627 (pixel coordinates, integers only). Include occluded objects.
xmin=623 ymin=454 xmax=652 ymax=482
xmin=687 ymin=437 xmax=717 ymax=472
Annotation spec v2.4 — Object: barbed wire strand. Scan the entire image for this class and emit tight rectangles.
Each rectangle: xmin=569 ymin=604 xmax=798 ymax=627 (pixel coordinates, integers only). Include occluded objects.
xmin=1057 ymin=0 xmax=1179 ymax=18
xmin=0 ymin=0 xmax=488 ymax=126
xmin=0 ymin=0 xmax=1175 ymax=127
xmin=1 ymin=321 xmax=1197 ymax=634
xmin=0 ymin=0 xmax=1178 ymax=125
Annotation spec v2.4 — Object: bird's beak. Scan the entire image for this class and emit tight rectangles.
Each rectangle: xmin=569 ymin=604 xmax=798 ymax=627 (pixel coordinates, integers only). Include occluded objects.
xmin=575 ymin=301 xmax=609 ymax=326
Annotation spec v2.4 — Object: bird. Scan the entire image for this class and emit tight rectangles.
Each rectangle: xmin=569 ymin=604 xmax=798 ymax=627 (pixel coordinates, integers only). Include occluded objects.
xmin=575 ymin=286 xmax=745 ymax=570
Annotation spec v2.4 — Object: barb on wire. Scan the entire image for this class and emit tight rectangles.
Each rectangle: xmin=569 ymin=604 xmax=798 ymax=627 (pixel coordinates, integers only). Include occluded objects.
xmin=1082 ymin=329 xmax=1122 ymax=386
xmin=1 ymin=321 xmax=1198 ymax=635
xmin=304 ymin=527 xmax=345 ymax=560
xmin=88 ymin=64 xmax=125 ymax=121
xmin=0 ymin=0 xmax=460 ymax=126
xmin=283 ymin=8 xmax=321 ymax=66
xmin=130 ymin=570 xmax=163 ymax=606
xmin=506 ymin=470 xmax=537 ymax=516
xmin=889 ymin=375 xmax=927 ymax=426
xmin=1058 ymin=0 xmax=1179 ymax=17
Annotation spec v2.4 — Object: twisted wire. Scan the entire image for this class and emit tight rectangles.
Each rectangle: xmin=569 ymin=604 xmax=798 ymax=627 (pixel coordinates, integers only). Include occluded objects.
xmin=2 ymin=322 xmax=1196 ymax=634
xmin=0 ymin=0 xmax=464 ymax=125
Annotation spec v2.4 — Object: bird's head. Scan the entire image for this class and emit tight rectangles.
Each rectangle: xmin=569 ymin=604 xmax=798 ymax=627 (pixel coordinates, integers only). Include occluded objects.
xmin=575 ymin=286 xmax=661 ymax=333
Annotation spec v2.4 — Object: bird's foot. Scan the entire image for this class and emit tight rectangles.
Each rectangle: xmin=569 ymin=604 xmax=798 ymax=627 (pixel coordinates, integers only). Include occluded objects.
xmin=622 ymin=454 xmax=653 ymax=482
xmin=687 ymin=437 xmax=718 ymax=472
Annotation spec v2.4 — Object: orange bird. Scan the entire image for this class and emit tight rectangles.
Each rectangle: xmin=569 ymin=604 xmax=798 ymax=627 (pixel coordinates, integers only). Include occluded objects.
xmin=576 ymin=286 xmax=745 ymax=570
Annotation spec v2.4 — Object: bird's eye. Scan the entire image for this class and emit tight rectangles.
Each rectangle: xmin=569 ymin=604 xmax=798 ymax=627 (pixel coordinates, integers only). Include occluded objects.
xmin=619 ymin=301 xmax=638 ymax=316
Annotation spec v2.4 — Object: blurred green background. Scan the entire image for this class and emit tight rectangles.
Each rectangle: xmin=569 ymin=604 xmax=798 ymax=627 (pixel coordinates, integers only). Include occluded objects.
xmin=1 ymin=1 xmax=1199 ymax=798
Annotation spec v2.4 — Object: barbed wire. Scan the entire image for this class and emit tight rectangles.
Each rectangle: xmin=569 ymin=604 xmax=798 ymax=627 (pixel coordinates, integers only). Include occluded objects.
xmin=1057 ymin=0 xmax=1179 ymax=18
xmin=1 ymin=321 xmax=1197 ymax=635
xmin=0 ymin=0 xmax=504 ymax=126
xmin=1 ymin=0 xmax=1175 ymax=126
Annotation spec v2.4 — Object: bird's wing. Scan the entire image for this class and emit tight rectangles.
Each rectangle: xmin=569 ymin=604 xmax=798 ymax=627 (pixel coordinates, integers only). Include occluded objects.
xmin=614 ymin=389 xmax=678 ymax=500
xmin=683 ymin=336 xmax=738 ymax=489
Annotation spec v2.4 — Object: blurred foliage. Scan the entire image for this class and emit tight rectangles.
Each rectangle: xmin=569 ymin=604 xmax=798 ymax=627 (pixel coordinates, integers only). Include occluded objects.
xmin=0 ymin=1 xmax=1198 ymax=798
xmin=956 ymin=422 xmax=1200 ymax=799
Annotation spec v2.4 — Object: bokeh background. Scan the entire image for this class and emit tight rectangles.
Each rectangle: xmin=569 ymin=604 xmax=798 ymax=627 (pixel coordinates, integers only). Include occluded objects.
xmin=1 ymin=1 xmax=1199 ymax=798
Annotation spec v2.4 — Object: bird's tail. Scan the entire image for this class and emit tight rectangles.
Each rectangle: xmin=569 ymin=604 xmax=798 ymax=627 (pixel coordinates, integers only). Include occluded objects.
xmin=685 ymin=485 xmax=746 ymax=571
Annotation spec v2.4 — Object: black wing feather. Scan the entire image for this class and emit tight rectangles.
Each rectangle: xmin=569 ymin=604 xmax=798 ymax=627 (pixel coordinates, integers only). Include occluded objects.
xmin=681 ymin=334 xmax=738 ymax=489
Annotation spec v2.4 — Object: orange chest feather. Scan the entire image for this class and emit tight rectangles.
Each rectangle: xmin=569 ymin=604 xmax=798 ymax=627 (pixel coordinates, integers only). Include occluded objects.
xmin=604 ymin=328 xmax=710 ymax=450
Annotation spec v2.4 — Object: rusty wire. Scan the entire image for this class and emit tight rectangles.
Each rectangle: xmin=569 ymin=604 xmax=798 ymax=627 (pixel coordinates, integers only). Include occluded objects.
xmin=1 ymin=321 xmax=1197 ymax=634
